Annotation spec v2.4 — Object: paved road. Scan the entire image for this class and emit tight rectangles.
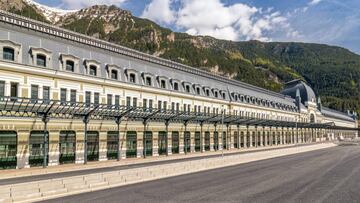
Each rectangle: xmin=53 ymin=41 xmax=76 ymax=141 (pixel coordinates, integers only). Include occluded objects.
xmin=43 ymin=145 xmax=360 ymax=203
xmin=1 ymin=143 xmax=315 ymax=186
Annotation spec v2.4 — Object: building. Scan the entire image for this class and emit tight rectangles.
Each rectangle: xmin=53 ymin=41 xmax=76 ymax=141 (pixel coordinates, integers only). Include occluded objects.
xmin=0 ymin=10 xmax=358 ymax=169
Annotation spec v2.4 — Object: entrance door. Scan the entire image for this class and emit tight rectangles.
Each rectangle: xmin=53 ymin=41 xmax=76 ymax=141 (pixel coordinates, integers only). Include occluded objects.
xmin=87 ymin=131 xmax=99 ymax=161
xmin=59 ymin=131 xmax=76 ymax=164
xmin=0 ymin=131 xmax=17 ymax=169
xmin=158 ymin=132 xmax=167 ymax=155
xmin=204 ymin=132 xmax=210 ymax=151
xmin=214 ymin=132 xmax=219 ymax=151
xmin=184 ymin=131 xmax=191 ymax=153
xmin=144 ymin=131 xmax=152 ymax=156
xmin=126 ymin=131 xmax=137 ymax=158
xmin=29 ymin=131 xmax=48 ymax=167
xmin=195 ymin=132 xmax=200 ymax=152
xmin=107 ymin=131 xmax=118 ymax=160
xmin=172 ymin=132 xmax=179 ymax=154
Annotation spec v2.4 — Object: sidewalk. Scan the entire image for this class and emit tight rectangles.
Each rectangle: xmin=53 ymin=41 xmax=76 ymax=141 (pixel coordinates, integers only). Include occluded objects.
xmin=0 ymin=142 xmax=325 ymax=182
xmin=0 ymin=142 xmax=336 ymax=203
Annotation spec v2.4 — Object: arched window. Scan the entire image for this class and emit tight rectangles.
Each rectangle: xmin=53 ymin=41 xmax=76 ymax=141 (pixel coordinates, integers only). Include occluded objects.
xmin=129 ymin=73 xmax=136 ymax=83
xmin=36 ymin=54 xmax=46 ymax=67
xmin=310 ymin=114 xmax=315 ymax=123
xmin=3 ymin=47 xmax=14 ymax=61
xmin=65 ymin=60 xmax=75 ymax=72
xmin=160 ymin=80 xmax=166 ymax=89
xmin=173 ymin=82 xmax=179 ymax=91
xmin=145 ymin=77 xmax=152 ymax=86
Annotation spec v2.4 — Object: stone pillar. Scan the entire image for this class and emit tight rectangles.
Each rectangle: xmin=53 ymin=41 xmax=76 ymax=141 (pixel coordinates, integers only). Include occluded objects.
xmin=99 ymin=131 xmax=107 ymax=161
xmin=200 ymin=127 xmax=205 ymax=152
xmin=153 ymin=131 xmax=159 ymax=156
xmin=230 ymin=127 xmax=235 ymax=149
xmin=17 ymin=130 xmax=30 ymax=169
xmin=264 ymin=131 xmax=268 ymax=146
xmin=260 ymin=131 xmax=264 ymax=147
xmin=179 ymin=129 xmax=184 ymax=154
xmin=137 ymin=131 xmax=144 ymax=158
xmin=75 ymin=131 xmax=84 ymax=164
xmin=48 ymin=131 xmax=59 ymax=166
xmin=249 ymin=131 xmax=253 ymax=147
xmin=167 ymin=129 xmax=172 ymax=155
xmin=210 ymin=130 xmax=215 ymax=151
xmin=190 ymin=131 xmax=195 ymax=153
xmin=119 ymin=130 xmax=126 ymax=159
xmin=219 ymin=131 xmax=223 ymax=150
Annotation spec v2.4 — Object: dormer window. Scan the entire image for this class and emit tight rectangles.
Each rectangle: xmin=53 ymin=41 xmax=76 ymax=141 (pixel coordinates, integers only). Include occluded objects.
xmin=36 ymin=54 xmax=46 ymax=67
xmin=196 ymin=87 xmax=200 ymax=95
xmin=66 ymin=60 xmax=75 ymax=72
xmin=129 ymin=73 xmax=136 ymax=83
xmin=205 ymin=89 xmax=210 ymax=96
xmin=214 ymin=91 xmax=218 ymax=98
xmin=145 ymin=77 xmax=152 ymax=86
xmin=111 ymin=69 xmax=118 ymax=80
xmin=222 ymin=92 xmax=226 ymax=99
xmin=234 ymin=95 xmax=238 ymax=101
xmin=3 ymin=47 xmax=14 ymax=61
xmin=89 ymin=65 xmax=97 ymax=76
xmin=174 ymin=82 xmax=179 ymax=91
xmin=185 ymin=85 xmax=190 ymax=93
xmin=160 ymin=80 xmax=166 ymax=89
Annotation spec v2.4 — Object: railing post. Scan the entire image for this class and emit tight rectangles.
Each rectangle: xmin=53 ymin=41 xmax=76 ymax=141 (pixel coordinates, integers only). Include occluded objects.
xmin=165 ymin=119 xmax=170 ymax=156
xmin=42 ymin=115 xmax=49 ymax=168
xmin=83 ymin=115 xmax=90 ymax=165
xmin=115 ymin=117 xmax=121 ymax=161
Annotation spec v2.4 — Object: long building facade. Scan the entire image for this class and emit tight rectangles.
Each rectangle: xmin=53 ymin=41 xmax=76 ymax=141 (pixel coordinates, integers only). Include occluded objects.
xmin=0 ymin=11 xmax=358 ymax=169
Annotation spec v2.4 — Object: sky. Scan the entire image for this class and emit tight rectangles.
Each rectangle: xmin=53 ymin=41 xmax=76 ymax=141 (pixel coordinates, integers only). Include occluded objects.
xmin=33 ymin=0 xmax=360 ymax=54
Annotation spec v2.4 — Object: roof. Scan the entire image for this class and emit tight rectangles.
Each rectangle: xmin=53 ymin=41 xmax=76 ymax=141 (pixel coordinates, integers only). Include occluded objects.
xmin=281 ymin=79 xmax=317 ymax=105
xmin=321 ymin=107 xmax=355 ymax=122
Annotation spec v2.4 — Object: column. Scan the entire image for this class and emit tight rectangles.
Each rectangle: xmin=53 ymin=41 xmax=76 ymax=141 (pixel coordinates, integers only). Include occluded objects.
xmin=99 ymin=131 xmax=107 ymax=161
xmin=210 ymin=130 xmax=215 ymax=151
xmin=260 ymin=131 xmax=264 ymax=147
xmin=137 ymin=131 xmax=144 ymax=158
xmin=153 ymin=131 xmax=159 ymax=156
xmin=16 ymin=130 xmax=30 ymax=169
xmin=48 ymin=131 xmax=59 ymax=166
xmin=249 ymin=131 xmax=253 ymax=147
xmin=190 ymin=131 xmax=195 ymax=153
xmin=200 ymin=126 xmax=205 ymax=152
xmin=219 ymin=130 xmax=223 ymax=150
xmin=230 ymin=126 xmax=235 ymax=149
xmin=264 ymin=131 xmax=268 ymax=147
xmin=179 ymin=129 xmax=184 ymax=154
xmin=167 ymin=128 xmax=172 ymax=155
xmin=75 ymin=130 xmax=84 ymax=164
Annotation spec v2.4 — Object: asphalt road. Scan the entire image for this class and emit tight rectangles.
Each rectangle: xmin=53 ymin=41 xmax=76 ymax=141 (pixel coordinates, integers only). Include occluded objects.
xmin=43 ymin=145 xmax=360 ymax=203
xmin=1 ymin=143 xmax=315 ymax=186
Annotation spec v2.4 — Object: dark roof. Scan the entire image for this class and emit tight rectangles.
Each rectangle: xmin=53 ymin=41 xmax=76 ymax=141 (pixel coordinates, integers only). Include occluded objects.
xmin=281 ymin=79 xmax=316 ymax=105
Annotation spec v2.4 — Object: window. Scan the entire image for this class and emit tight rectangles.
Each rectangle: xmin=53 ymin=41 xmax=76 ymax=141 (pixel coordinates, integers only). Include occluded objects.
xmin=133 ymin=98 xmax=137 ymax=107
xmin=85 ymin=91 xmax=91 ymax=105
xmin=185 ymin=85 xmax=190 ymax=93
xmin=187 ymin=104 xmax=191 ymax=113
xmin=145 ymin=77 xmax=152 ymax=86
xmin=183 ymin=104 xmax=187 ymax=113
xmin=126 ymin=97 xmax=131 ymax=107
xmin=129 ymin=73 xmax=136 ymax=83
xmin=43 ymin=86 xmax=50 ymax=101
xmin=70 ymin=90 xmax=76 ymax=103
xmin=107 ymin=94 xmax=113 ymax=106
xmin=94 ymin=93 xmax=100 ymax=105
xmin=65 ymin=60 xmax=75 ymax=72
xmin=222 ymin=93 xmax=226 ymax=99
xmin=31 ymin=85 xmax=38 ymax=100
xmin=176 ymin=103 xmax=179 ymax=113
xmin=7 ymin=80 xmax=19 ymax=94
xmin=206 ymin=89 xmax=210 ymax=96
xmin=196 ymin=87 xmax=200 ymax=95
xmin=111 ymin=70 xmax=118 ymax=80
xmin=174 ymin=82 xmax=179 ymax=91
xmin=3 ymin=47 xmax=14 ymax=61
xmin=36 ymin=54 xmax=46 ymax=67
xmin=115 ymin=95 xmax=120 ymax=106
xmin=143 ymin=99 xmax=147 ymax=110
xmin=160 ymin=80 xmax=166 ymax=89
xmin=149 ymin=99 xmax=153 ymax=111
xmin=158 ymin=101 xmax=162 ymax=110
xmin=0 ymin=81 xmax=5 ymax=97
xmin=60 ymin=88 xmax=67 ymax=102
xmin=163 ymin=101 xmax=167 ymax=110
xmin=171 ymin=102 xmax=175 ymax=112
xmin=89 ymin=65 xmax=97 ymax=76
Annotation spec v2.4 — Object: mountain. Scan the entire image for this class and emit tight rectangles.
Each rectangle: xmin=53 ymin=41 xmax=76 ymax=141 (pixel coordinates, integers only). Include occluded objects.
xmin=2 ymin=0 xmax=360 ymax=115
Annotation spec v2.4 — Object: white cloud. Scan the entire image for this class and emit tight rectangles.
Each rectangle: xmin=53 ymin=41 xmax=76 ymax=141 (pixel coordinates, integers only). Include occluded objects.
xmin=141 ymin=0 xmax=176 ymax=25
xmin=60 ymin=0 xmax=127 ymax=10
xmin=308 ymin=0 xmax=322 ymax=6
xmin=141 ymin=0 xmax=297 ymax=42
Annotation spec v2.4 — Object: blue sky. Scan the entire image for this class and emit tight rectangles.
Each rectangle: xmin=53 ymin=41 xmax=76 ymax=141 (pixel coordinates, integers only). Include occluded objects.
xmin=34 ymin=0 xmax=360 ymax=54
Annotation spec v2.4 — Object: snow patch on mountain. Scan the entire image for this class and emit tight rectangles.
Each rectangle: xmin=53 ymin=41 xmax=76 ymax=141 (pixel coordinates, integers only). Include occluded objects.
xmin=24 ymin=0 xmax=77 ymax=22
